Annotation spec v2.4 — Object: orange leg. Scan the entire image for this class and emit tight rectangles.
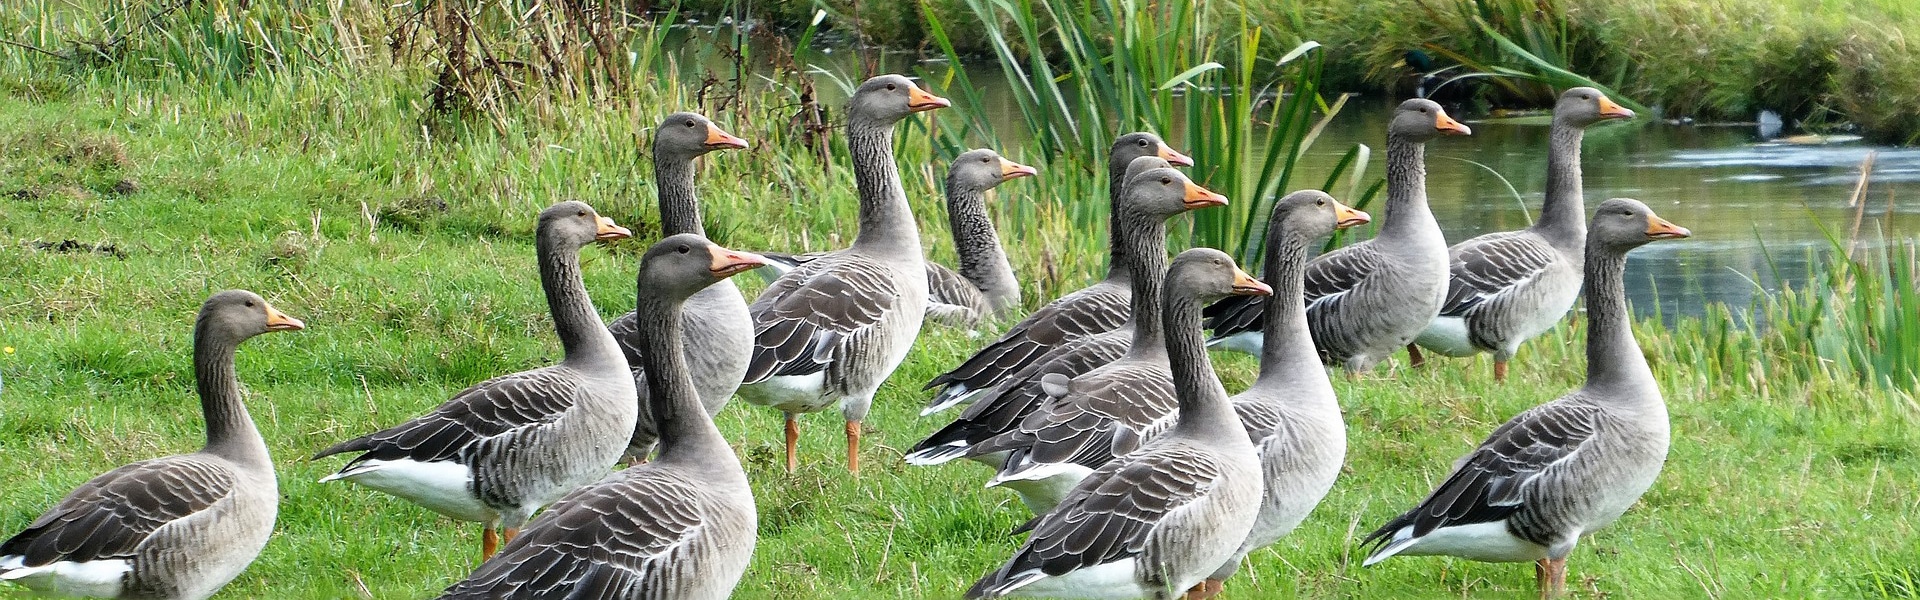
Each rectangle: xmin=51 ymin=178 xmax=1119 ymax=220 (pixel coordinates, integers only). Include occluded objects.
xmin=785 ymin=412 xmax=801 ymax=474
xmin=846 ymin=420 xmax=863 ymax=476
xmin=1494 ymin=360 xmax=1509 ymax=383
xmin=503 ymin=528 xmax=520 ymax=544
xmin=1407 ymin=343 xmax=1426 ymax=368
xmin=1536 ymin=557 xmax=1567 ymax=599
xmin=1182 ymin=578 xmax=1225 ymax=599
xmin=482 ymin=527 xmax=499 ymax=560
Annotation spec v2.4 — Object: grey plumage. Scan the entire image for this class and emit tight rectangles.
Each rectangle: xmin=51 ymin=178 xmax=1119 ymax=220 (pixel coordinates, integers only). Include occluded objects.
xmin=905 ymin=155 xmax=1194 ymax=469
xmin=1207 ymin=191 xmax=1367 ymax=584
xmin=314 ymin=202 xmax=637 ymax=554
xmin=1 ymin=290 xmax=303 ymax=600
xmin=1204 ymin=99 xmax=1469 ymax=373
xmin=1413 ymin=88 xmax=1636 ymax=378
xmin=1362 ymin=199 xmax=1688 ymax=596
xmin=735 ymin=74 xmax=947 ymax=473
xmin=966 ymin=249 xmax=1267 ymax=600
xmin=918 ymin=134 xmax=1193 ymax=415
xmin=607 ymin=112 xmax=752 ymax=460
xmin=440 ymin=234 xmax=761 ymax=600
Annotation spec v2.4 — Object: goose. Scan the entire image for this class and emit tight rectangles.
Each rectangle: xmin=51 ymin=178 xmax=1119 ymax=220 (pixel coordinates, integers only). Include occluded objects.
xmin=606 ymin=112 xmax=751 ymax=460
xmin=904 ymin=157 xmax=1214 ymax=472
xmin=1199 ymin=191 xmax=1370 ymax=598
xmin=1410 ymin=88 xmax=1635 ymax=381
xmin=962 ymin=166 xmax=1231 ymax=511
xmin=735 ymin=74 xmax=949 ymax=474
xmin=1361 ymin=198 xmax=1689 ymax=598
xmin=1204 ymin=99 xmax=1470 ymax=373
xmin=964 ymin=248 xmax=1270 ymax=600
xmin=919 ymin=133 xmax=1193 ymax=415
xmin=0 ymin=290 xmax=303 ymax=599
xmin=438 ymin=234 xmax=764 ymax=600
xmin=313 ymin=201 xmax=636 ymax=559
xmin=757 ymin=148 xmax=1038 ymax=327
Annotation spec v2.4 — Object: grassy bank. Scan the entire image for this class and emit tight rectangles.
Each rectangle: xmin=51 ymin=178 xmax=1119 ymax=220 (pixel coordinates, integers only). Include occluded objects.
xmin=2 ymin=2 xmax=1918 ymax=599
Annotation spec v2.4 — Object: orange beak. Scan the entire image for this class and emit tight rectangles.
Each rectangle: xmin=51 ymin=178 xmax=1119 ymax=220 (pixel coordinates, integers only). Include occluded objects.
xmin=1596 ymin=95 xmax=1636 ymax=120
xmin=1230 ymin=267 xmax=1273 ymax=297
xmin=708 ymin=246 xmax=768 ymax=278
xmin=704 ymin=123 xmax=750 ymax=150
xmin=263 ymin=304 xmax=306 ymax=332
xmin=595 ymin=216 xmax=633 ymax=241
xmin=1645 ymin=215 xmax=1691 ymax=240
xmin=1000 ymin=158 xmax=1039 ymax=179
xmin=906 ymin=84 xmax=952 ymax=112
xmin=1158 ymin=144 xmax=1196 ymax=167
xmin=1434 ymin=110 xmax=1473 ymax=136
xmin=1333 ymin=201 xmax=1371 ymax=230
xmin=1182 ymin=179 xmax=1229 ymax=209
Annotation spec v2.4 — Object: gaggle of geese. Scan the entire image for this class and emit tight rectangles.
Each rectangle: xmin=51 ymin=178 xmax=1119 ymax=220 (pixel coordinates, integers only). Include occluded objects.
xmin=0 ymin=74 xmax=1687 ymax=600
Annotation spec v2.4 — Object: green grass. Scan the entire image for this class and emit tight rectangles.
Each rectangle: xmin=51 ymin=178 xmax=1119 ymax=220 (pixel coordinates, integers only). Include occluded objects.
xmin=1 ymin=3 xmax=1917 ymax=599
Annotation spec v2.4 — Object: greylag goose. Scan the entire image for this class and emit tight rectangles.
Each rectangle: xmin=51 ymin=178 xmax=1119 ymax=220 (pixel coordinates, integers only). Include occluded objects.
xmin=1204 ymin=99 xmax=1470 ymax=373
xmin=0 ymin=291 xmax=303 ymax=599
xmin=1410 ymin=88 xmax=1635 ymax=381
xmin=313 ymin=201 xmax=636 ymax=559
xmin=904 ymin=157 xmax=1212 ymax=471
xmin=963 ymin=166 xmax=1231 ymax=511
xmin=606 ymin=112 xmax=751 ymax=460
xmin=1361 ymin=198 xmax=1689 ymax=598
xmin=439 ymin=234 xmax=764 ymax=600
xmin=1201 ymin=191 xmax=1369 ymax=597
xmin=919 ymin=133 xmax=1193 ymax=415
xmin=964 ymin=248 xmax=1269 ymax=600
xmin=735 ymin=74 xmax=949 ymax=474
xmin=756 ymin=148 xmax=1038 ymax=327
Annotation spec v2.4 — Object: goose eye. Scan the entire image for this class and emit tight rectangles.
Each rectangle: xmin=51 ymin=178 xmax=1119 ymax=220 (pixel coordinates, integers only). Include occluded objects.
xmin=676 ymin=244 xmax=690 ymax=254
xmin=577 ymin=211 xmax=587 ymax=217
xmin=1137 ymin=139 xmax=1149 ymax=147
xmin=982 ymin=157 xmax=992 ymax=163
xmin=1160 ymin=177 xmax=1173 ymax=185
xmin=686 ymin=120 xmax=698 ymax=127
xmin=1316 ymin=199 xmax=1326 ymax=207
xmin=245 ymin=300 xmax=255 ymax=307
xmin=886 ymin=83 xmax=897 ymax=91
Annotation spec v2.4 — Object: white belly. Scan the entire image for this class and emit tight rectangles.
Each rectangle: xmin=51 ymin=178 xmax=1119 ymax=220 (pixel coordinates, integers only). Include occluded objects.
xmin=1387 ymin=520 xmax=1547 ymax=563
xmin=320 ymin=458 xmax=496 ymax=524
xmin=738 ymin=372 xmax=834 ymax=414
xmin=1 ymin=557 xmax=132 ymax=598
xmin=1414 ymin=315 xmax=1479 ymax=357
xmin=998 ymin=558 xmax=1148 ymax=599
xmin=1206 ymin=331 xmax=1263 ymax=356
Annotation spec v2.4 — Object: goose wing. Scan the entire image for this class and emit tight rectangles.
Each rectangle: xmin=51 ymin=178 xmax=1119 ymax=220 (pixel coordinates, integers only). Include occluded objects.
xmin=312 ymin=368 xmax=582 ymax=465
xmin=437 ymin=471 xmax=731 ymax=599
xmin=969 ymin=449 xmax=1224 ymax=592
xmin=742 ymin=255 xmax=902 ymax=382
xmin=907 ymin=330 xmax=1131 ymax=464
xmin=922 ymin=283 xmax=1129 ymax=404
xmin=1363 ymin=401 xmax=1600 ymax=550
xmin=926 ymin=261 xmax=991 ymax=324
xmin=1439 ymin=232 xmax=1558 ymax=317
xmin=1204 ymin=241 xmax=1382 ymax=343
xmin=979 ymin=364 xmax=1178 ymax=472
xmin=0 ymin=456 xmax=234 ymax=569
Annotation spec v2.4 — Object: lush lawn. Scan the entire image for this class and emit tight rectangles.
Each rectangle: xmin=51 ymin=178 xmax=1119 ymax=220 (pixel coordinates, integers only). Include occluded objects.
xmin=2 ymin=35 xmax=1917 ymax=600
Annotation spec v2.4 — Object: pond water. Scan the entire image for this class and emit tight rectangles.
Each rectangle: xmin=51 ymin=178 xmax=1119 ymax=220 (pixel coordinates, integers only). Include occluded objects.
xmin=681 ymin=29 xmax=1918 ymax=322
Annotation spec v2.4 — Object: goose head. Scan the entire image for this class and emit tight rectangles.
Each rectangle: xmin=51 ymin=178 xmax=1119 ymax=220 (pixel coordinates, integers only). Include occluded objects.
xmin=655 ymin=112 xmax=749 ymax=161
xmin=1556 ymin=87 xmax=1636 ymax=127
xmin=197 ymin=290 xmax=304 ymax=344
xmin=949 ymin=148 xmax=1037 ymax=194
xmin=640 ymin=233 xmax=767 ymax=301
xmin=1167 ymin=248 xmax=1270 ymax=304
xmin=1119 ymin=165 xmax=1227 ymax=221
xmin=849 ymin=75 xmax=949 ymax=125
xmin=1110 ymin=132 xmax=1194 ymax=170
xmin=1270 ymin=190 xmax=1370 ymax=244
xmin=1590 ymin=198 xmax=1690 ymax=253
xmin=539 ymin=201 xmax=631 ymax=250
xmin=1391 ymin=98 xmax=1472 ymax=142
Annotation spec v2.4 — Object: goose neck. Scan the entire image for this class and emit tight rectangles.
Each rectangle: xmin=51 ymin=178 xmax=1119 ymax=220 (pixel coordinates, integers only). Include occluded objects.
xmin=1119 ymin=212 xmax=1169 ymax=343
xmin=539 ymin=238 xmax=619 ymax=367
xmin=1254 ymin=234 xmax=1323 ymax=387
xmin=1535 ymin=123 xmax=1587 ymax=248
xmin=848 ymin=119 xmax=920 ymax=254
xmin=633 ymin=292 xmax=740 ymax=468
xmin=947 ymin=183 xmax=1019 ymax=313
xmin=1105 ymin=164 xmax=1134 ymax=280
xmin=655 ymin=153 xmax=704 ymax=237
xmin=1165 ymin=289 xmax=1239 ymax=438
xmin=193 ymin=325 xmax=269 ymax=466
xmin=1581 ymin=244 xmax=1655 ymax=395
xmin=1380 ymin=133 xmax=1439 ymax=241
